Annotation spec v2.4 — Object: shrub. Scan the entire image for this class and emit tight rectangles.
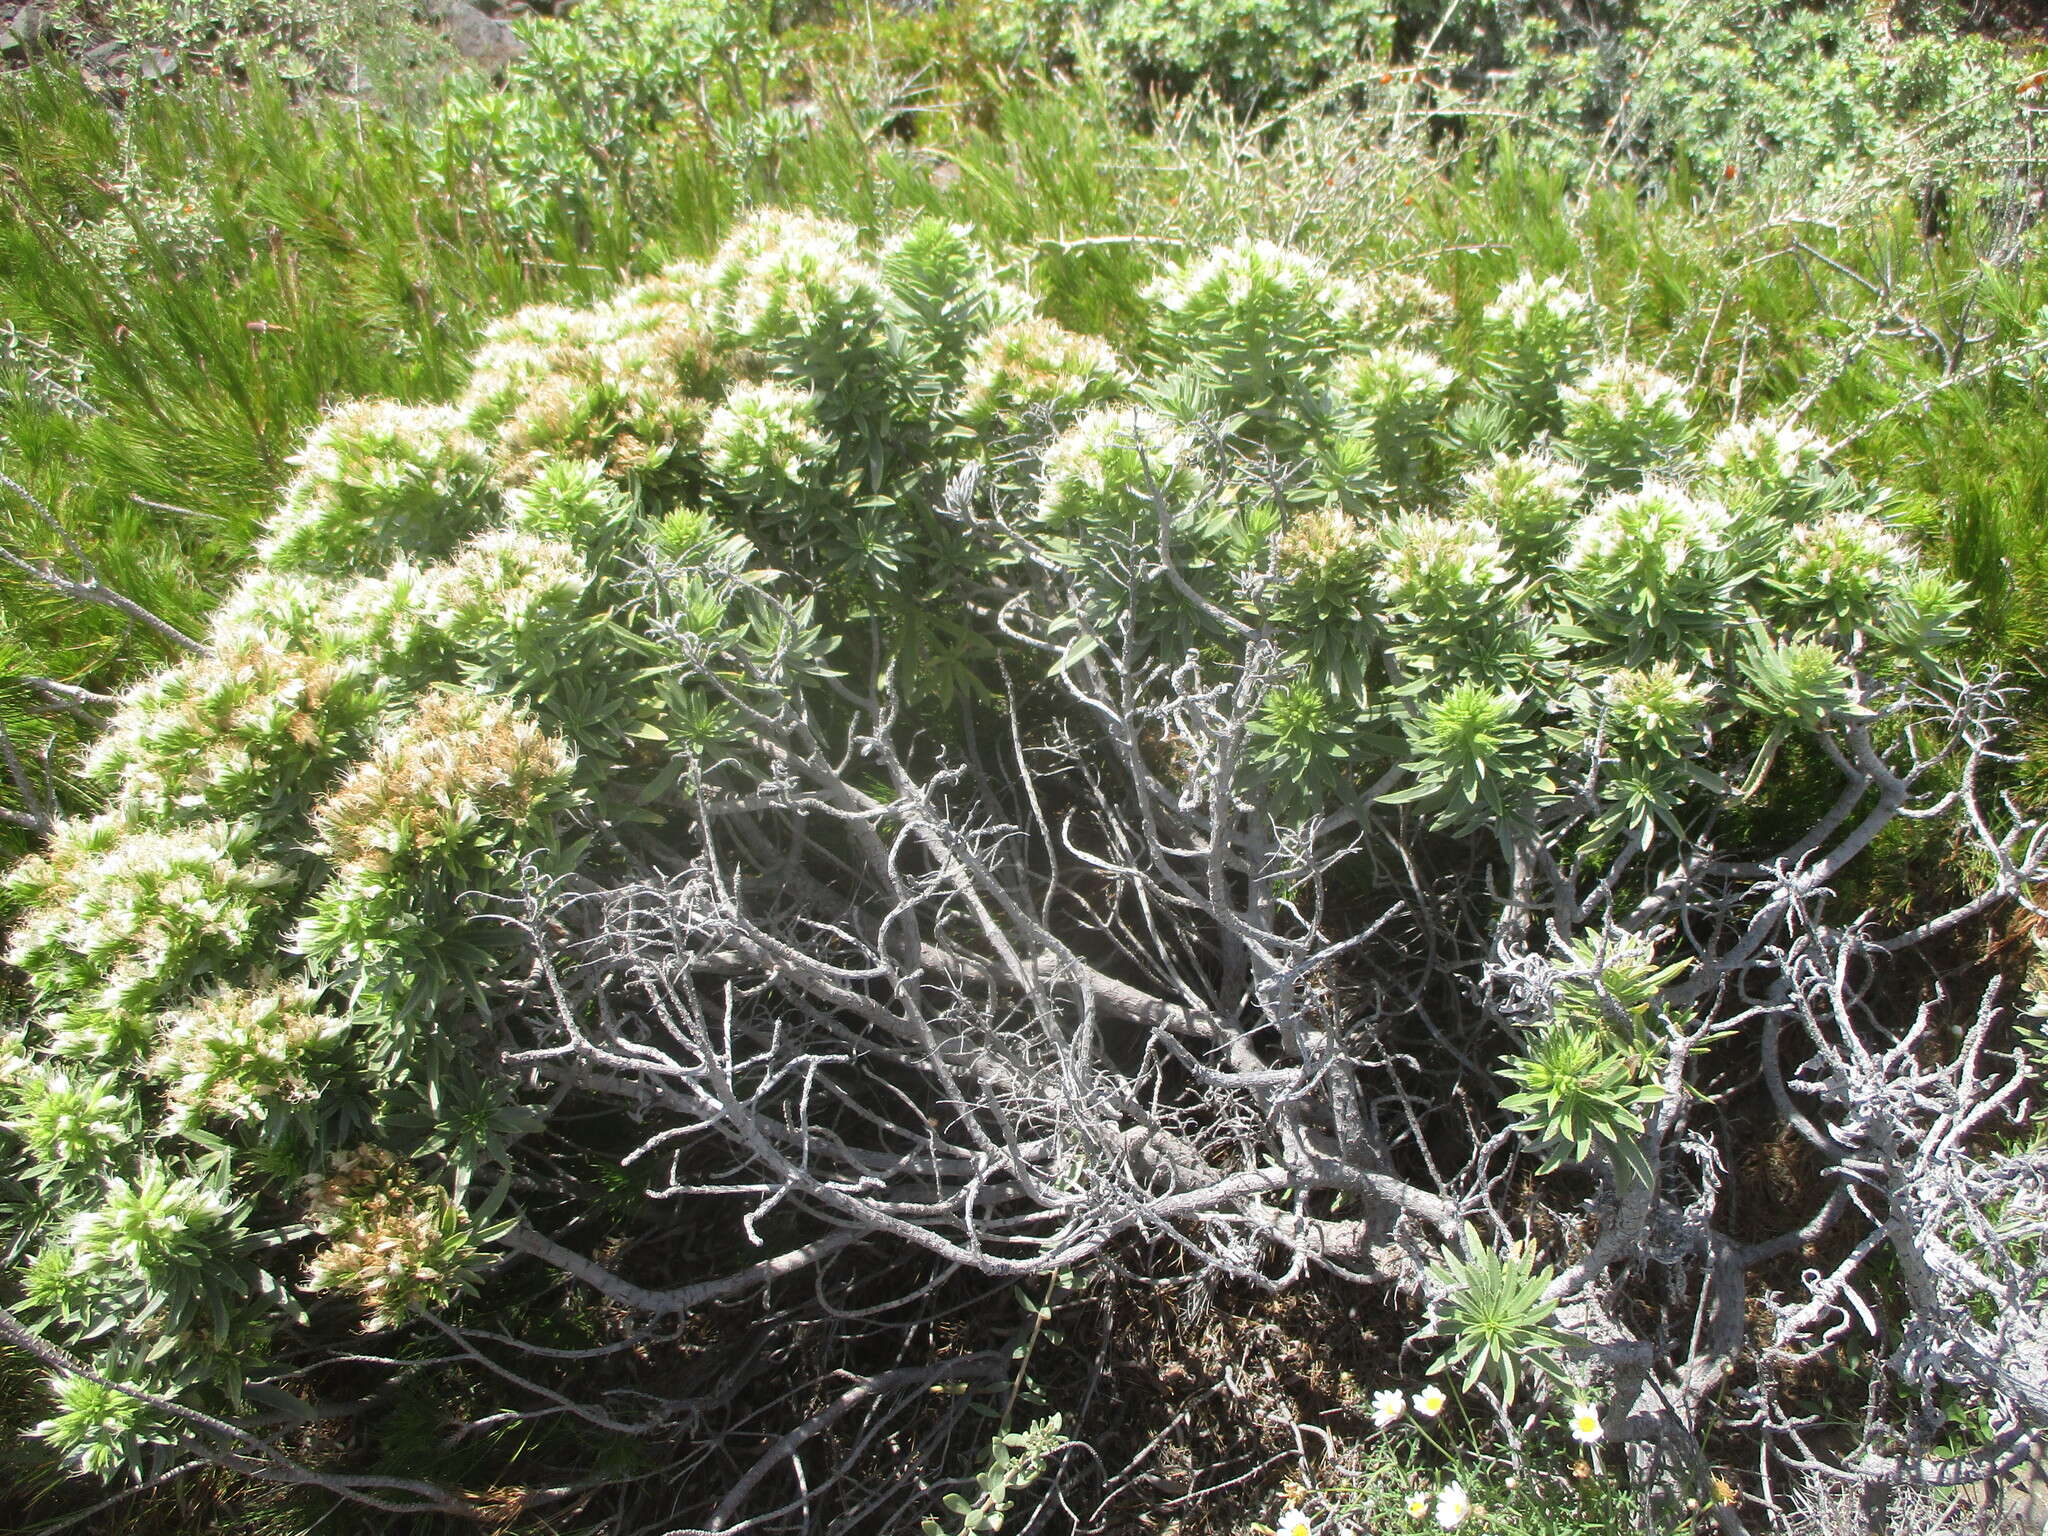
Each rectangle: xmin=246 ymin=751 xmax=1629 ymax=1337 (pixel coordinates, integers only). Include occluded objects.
xmin=29 ymin=0 xmax=452 ymax=92
xmin=1491 ymin=0 xmax=2039 ymax=191
xmin=973 ymin=0 xmax=2041 ymax=206
xmin=435 ymin=0 xmax=802 ymax=247
xmin=979 ymin=0 xmax=1408 ymax=115
xmin=1 ymin=213 xmax=2041 ymax=1530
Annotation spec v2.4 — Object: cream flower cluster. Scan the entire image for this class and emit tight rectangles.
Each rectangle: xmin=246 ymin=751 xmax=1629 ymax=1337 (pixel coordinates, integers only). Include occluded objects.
xmin=152 ymin=980 xmax=349 ymax=1130
xmin=1338 ymin=345 xmax=1457 ymax=419
xmin=1483 ymin=270 xmax=1591 ymax=335
xmin=83 ymin=527 xmax=591 ymax=848
xmin=1780 ymin=510 xmax=1921 ymax=626
xmin=5 ymin=1065 xmax=132 ymax=1169
xmin=67 ymin=1162 xmax=237 ymax=1277
xmin=1564 ymin=482 xmax=1731 ymax=578
xmin=708 ymin=208 xmax=884 ymax=348
xmin=1596 ymin=662 xmax=1715 ymax=759
xmin=1145 ymin=237 xmax=1363 ymax=324
xmin=423 ymin=529 xmax=590 ymax=640
xmin=1143 ymin=237 xmax=1449 ymax=406
xmin=84 ymin=634 xmax=379 ymax=822
xmin=1559 ymin=359 xmax=1695 ymax=477
xmin=1274 ymin=508 xmax=1375 ymax=585
xmin=1036 ymin=405 xmax=1202 ymax=529
xmin=459 ymin=281 xmax=719 ymax=483
xmin=957 ymin=317 xmax=1132 ymax=433
xmin=1145 ymin=239 xmax=1449 ymax=348
xmin=1560 ymin=360 xmax=1693 ymax=428
xmin=1374 ymin=515 xmax=1513 ymax=617
xmin=1458 ymin=452 xmax=1586 ymax=557
xmin=309 ymin=691 xmax=577 ymax=878
xmin=260 ymin=400 xmax=494 ymax=576
xmin=4 ymin=816 xmax=288 ymax=1018
xmin=704 ymin=380 xmax=832 ymax=490
xmin=1705 ymin=417 xmax=1829 ymax=486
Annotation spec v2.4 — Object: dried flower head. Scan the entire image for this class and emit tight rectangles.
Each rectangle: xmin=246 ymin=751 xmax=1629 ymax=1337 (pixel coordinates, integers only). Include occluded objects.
xmin=303 ymin=1146 xmax=493 ymax=1330
xmin=1346 ymin=268 xmax=1452 ymax=341
xmin=311 ymin=692 xmax=577 ymax=877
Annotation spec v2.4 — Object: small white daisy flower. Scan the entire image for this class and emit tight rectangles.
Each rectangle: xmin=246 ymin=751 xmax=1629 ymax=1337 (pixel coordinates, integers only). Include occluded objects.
xmin=1434 ymin=1482 xmax=1471 ymax=1529
xmin=1275 ymin=1510 xmax=1314 ymax=1536
xmin=1412 ymin=1385 xmax=1448 ymax=1418
xmin=1406 ymin=1490 xmax=1431 ymax=1520
xmin=1570 ymin=1401 xmax=1604 ymax=1444
xmin=1372 ymin=1388 xmax=1407 ymax=1428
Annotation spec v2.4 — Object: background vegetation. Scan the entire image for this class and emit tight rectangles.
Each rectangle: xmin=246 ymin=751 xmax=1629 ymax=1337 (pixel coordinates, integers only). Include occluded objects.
xmin=1 ymin=0 xmax=2046 ymax=1531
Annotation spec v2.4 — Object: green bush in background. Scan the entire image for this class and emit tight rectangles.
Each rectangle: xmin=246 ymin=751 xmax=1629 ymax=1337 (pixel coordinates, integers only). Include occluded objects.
xmin=1493 ymin=0 xmax=2030 ymax=188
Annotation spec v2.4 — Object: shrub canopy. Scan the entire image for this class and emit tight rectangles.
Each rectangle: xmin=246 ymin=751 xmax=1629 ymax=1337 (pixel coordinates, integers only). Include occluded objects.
xmin=2 ymin=210 xmax=2039 ymax=1524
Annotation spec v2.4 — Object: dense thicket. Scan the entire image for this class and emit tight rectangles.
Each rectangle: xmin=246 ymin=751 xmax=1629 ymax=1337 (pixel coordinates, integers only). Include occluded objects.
xmin=0 ymin=205 xmax=2040 ymax=1532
